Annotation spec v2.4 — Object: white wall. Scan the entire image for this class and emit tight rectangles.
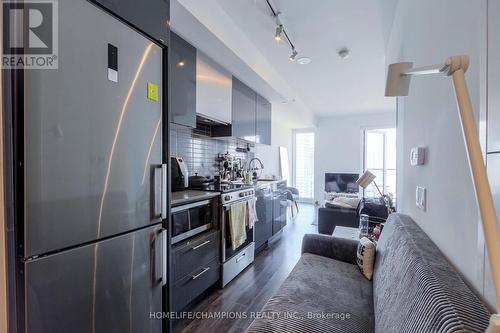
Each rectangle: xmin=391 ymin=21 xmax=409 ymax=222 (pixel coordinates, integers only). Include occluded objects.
xmin=313 ymin=112 xmax=396 ymax=203
xmin=254 ymin=103 xmax=308 ymax=182
xmin=387 ymin=0 xmax=492 ymax=307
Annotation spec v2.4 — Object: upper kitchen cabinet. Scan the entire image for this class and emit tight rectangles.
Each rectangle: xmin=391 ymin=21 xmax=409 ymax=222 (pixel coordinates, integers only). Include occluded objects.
xmin=256 ymin=94 xmax=272 ymax=145
xmin=232 ymin=77 xmax=257 ymax=141
xmin=90 ymin=0 xmax=169 ymax=45
xmin=171 ymin=32 xmax=197 ymax=128
xmin=196 ymin=52 xmax=232 ymax=124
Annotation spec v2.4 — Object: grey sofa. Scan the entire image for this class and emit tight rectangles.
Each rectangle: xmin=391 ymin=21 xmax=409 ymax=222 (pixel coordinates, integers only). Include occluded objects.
xmin=246 ymin=214 xmax=491 ymax=333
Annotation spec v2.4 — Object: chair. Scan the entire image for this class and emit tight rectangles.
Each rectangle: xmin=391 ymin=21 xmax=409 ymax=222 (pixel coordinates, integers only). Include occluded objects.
xmin=286 ymin=187 xmax=300 ymax=218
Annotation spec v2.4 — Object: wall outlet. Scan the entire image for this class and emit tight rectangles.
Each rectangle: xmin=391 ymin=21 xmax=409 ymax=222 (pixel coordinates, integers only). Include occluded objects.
xmin=416 ymin=186 xmax=426 ymax=211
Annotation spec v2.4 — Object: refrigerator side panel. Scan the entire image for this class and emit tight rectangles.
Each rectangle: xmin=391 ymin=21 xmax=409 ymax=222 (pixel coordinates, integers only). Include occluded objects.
xmin=25 ymin=225 xmax=163 ymax=333
xmin=24 ymin=0 xmax=163 ymax=257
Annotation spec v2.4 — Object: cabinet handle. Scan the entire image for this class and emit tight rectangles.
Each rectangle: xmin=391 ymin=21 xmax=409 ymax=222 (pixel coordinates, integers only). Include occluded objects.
xmin=236 ymin=253 xmax=246 ymax=263
xmin=191 ymin=240 xmax=210 ymax=250
xmin=161 ymin=164 xmax=167 ymax=219
xmin=191 ymin=267 xmax=210 ymax=280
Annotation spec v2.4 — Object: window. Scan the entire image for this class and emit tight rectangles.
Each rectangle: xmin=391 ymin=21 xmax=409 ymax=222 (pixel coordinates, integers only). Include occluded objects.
xmin=293 ymin=130 xmax=315 ymax=201
xmin=363 ymin=128 xmax=396 ymax=199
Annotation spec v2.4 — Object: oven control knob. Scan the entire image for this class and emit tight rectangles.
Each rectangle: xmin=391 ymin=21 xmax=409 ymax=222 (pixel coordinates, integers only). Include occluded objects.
xmin=225 ymin=195 xmax=231 ymax=201
xmin=239 ymin=192 xmax=245 ymax=197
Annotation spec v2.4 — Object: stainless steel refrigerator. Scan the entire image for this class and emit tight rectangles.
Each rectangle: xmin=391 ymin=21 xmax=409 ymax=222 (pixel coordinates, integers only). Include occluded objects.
xmin=11 ymin=0 xmax=167 ymax=332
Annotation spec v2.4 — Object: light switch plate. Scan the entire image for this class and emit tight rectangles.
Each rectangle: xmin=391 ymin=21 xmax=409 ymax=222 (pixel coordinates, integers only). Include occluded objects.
xmin=416 ymin=186 xmax=426 ymax=211
xmin=411 ymin=147 xmax=426 ymax=166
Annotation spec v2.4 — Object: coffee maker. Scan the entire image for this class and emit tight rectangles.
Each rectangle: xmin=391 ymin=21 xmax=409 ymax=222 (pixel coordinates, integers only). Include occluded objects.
xmin=171 ymin=156 xmax=189 ymax=192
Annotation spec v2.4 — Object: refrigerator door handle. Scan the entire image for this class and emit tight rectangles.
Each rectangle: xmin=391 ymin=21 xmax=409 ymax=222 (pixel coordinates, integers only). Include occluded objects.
xmin=161 ymin=163 xmax=167 ymax=220
xmin=151 ymin=229 xmax=163 ymax=285
xmin=161 ymin=229 xmax=167 ymax=286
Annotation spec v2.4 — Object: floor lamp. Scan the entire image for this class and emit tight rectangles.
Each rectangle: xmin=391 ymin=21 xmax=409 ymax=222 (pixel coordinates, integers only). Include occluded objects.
xmin=386 ymin=55 xmax=500 ymax=332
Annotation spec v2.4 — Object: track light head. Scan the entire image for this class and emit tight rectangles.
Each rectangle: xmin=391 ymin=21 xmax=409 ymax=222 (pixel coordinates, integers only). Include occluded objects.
xmin=289 ymin=48 xmax=298 ymax=62
xmin=275 ymin=25 xmax=283 ymax=42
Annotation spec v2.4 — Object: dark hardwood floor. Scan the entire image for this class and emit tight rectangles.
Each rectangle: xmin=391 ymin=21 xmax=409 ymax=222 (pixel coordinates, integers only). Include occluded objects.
xmin=174 ymin=203 xmax=318 ymax=333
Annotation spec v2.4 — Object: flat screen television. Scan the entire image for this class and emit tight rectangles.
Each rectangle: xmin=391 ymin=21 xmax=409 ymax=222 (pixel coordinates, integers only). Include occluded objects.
xmin=325 ymin=173 xmax=359 ymax=193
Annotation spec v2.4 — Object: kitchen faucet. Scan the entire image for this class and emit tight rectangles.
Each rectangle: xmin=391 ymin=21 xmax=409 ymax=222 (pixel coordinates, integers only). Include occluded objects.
xmin=247 ymin=157 xmax=265 ymax=179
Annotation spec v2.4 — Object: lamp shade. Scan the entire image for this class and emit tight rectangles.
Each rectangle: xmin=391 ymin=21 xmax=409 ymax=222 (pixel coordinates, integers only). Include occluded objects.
xmin=357 ymin=170 xmax=376 ymax=189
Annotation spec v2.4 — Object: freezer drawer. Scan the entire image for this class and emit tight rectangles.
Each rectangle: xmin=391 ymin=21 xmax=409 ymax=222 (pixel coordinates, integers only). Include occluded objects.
xmin=23 ymin=0 xmax=164 ymax=257
xmin=172 ymin=259 xmax=220 ymax=312
xmin=24 ymin=225 xmax=164 ymax=333
xmin=172 ymin=230 xmax=220 ymax=282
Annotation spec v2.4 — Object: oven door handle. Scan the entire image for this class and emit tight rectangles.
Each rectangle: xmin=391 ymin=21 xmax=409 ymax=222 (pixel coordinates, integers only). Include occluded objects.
xmin=172 ymin=200 xmax=210 ymax=213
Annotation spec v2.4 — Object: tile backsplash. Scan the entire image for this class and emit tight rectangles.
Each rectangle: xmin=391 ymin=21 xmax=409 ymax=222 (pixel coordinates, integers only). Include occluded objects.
xmin=170 ymin=124 xmax=254 ymax=177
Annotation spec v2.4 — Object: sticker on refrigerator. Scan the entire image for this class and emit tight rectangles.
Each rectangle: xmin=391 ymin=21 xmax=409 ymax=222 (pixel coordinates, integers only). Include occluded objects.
xmin=148 ymin=82 xmax=159 ymax=102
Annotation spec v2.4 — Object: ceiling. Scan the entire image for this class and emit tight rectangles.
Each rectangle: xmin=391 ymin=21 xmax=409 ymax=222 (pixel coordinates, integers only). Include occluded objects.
xmin=174 ymin=0 xmax=395 ymax=119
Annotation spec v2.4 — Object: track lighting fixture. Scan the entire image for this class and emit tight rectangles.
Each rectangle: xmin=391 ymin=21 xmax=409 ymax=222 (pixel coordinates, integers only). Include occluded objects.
xmin=274 ymin=25 xmax=283 ymax=42
xmin=266 ymin=1 xmax=307 ymax=64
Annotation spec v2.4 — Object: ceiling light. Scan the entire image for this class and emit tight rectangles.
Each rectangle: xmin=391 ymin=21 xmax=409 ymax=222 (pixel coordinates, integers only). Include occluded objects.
xmin=289 ymin=48 xmax=298 ymax=62
xmin=297 ymin=57 xmax=312 ymax=65
xmin=338 ymin=48 xmax=350 ymax=59
xmin=274 ymin=25 xmax=283 ymax=42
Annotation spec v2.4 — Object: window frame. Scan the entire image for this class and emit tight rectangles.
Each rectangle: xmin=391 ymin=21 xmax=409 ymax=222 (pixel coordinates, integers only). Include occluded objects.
xmin=292 ymin=128 xmax=316 ymax=203
xmin=361 ymin=127 xmax=396 ymax=198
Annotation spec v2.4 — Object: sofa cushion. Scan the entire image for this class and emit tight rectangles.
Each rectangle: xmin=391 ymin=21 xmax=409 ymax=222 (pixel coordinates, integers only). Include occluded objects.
xmin=357 ymin=237 xmax=376 ymax=280
xmin=373 ymin=214 xmax=491 ymax=333
xmin=246 ymin=253 xmax=374 ymax=333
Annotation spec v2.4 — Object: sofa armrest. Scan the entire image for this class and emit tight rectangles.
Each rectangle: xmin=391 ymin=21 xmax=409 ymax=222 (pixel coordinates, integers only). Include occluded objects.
xmin=301 ymin=234 xmax=358 ymax=265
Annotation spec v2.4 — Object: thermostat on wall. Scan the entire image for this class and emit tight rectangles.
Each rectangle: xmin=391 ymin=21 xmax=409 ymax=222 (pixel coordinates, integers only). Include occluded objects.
xmin=410 ymin=147 xmax=426 ymax=166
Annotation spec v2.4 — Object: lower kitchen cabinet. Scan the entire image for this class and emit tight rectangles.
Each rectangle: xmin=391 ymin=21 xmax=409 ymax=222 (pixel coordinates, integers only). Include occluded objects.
xmin=172 ymin=259 xmax=220 ymax=313
xmin=171 ymin=230 xmax=220 ymax=312
xmin=255 ymin=187 xmax=273 ymax=251
xmin=272 ymin=191 xmax=287 ymax=235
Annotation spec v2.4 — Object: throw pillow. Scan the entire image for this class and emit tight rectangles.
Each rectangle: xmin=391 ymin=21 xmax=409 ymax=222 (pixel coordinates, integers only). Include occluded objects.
xmin=357 ymin=237 xmax=376 ymax=280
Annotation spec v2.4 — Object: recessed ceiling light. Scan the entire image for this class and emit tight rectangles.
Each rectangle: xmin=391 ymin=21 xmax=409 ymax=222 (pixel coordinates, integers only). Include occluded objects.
xmin=297 ymin=57 xmax=311 ymax=65
xmin=338 ymin=48 xmax=350 ymax=59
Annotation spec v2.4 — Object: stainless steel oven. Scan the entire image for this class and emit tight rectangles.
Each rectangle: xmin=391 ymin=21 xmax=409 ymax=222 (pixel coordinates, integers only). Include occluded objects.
xmin=171 ymin=198 xmax=217 ymax=244
xmin=221 ymin=188 xmax=256 ymax=287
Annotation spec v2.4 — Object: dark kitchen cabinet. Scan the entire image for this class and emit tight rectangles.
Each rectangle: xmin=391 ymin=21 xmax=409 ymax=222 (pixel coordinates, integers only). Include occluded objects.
xmin=255 ymin=186 xmax=274 ymax=251
xmin=171 ymin=32 xmax=197 ymax=127
xmin=256 ymin=94 xmax=272 ymax=145
xmin=171 ymin=230 xmax=220 ymax=312
xmin=272 ymin=191 xmax=287 ymax=235
xmin=232 ymin=77 xmax=257 ymax=141
xmin=90 ymin=0 xmax=169 ymax=45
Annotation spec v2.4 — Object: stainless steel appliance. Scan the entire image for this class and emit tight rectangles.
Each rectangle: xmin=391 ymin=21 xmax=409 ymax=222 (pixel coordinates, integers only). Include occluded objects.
xmin=171 ymin=156 xmax=189 ymax=192
xmin=8 ymin=0 xmax=166 ymax=331
xmin=171 ymin=198 xmax=218 ymax=244
xmin=221 ymin=187 xmax=256 ymax=287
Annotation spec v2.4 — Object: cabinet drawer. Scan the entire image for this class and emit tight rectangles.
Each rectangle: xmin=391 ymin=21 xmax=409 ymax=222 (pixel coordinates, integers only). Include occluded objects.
xmin=172 ymin=259 xmax=220 ymax=312
xmin=172 ymin=230 xmax=220 ymax=282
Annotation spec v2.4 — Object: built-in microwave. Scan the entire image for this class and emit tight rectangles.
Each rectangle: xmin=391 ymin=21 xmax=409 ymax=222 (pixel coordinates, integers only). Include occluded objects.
xmin=171 ymin=198 xmax=218 ymax=244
